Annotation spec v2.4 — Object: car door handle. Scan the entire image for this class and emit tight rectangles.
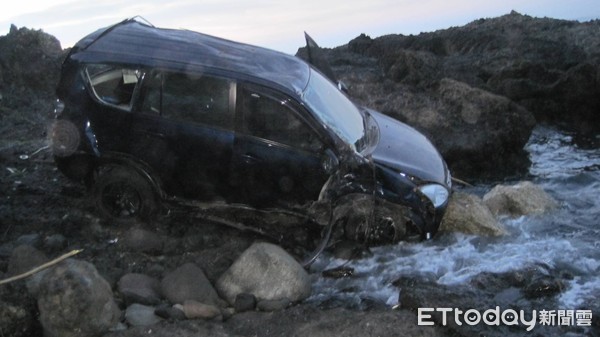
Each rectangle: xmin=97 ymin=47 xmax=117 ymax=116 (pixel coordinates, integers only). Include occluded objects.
xmin=242 ymin=153 xmax=261 ymax=164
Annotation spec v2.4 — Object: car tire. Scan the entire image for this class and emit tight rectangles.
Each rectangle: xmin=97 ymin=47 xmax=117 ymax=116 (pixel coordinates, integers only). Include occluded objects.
xmin=92 ymin=166 xmax=157 ymax=221
xmin=344 ymin=210 xmax=406 ymax=244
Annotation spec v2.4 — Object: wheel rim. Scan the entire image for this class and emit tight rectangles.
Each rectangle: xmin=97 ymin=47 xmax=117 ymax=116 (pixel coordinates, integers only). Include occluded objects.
xmin=101 ymin=182 xmax=142 ymax=217
xmin=346 ymin=214 xmax=400 ymax=244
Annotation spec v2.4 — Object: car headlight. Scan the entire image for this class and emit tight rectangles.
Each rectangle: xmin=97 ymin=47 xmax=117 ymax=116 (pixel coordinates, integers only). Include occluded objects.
xmin=418 ymin=184 xmax=449 ymax=208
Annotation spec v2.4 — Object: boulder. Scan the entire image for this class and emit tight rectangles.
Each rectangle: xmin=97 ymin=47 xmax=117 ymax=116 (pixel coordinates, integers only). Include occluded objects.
xmin=216 ymin=242 xmax=311 ymax=306
xmin=160 ymin=263 xmax=222 ymax=306
xmin=32 ymin=258 xmax=121 ymax=337
xmin=306 ymin=12 xmax=600 ymax=177
xmin=483 ymin=181 xmax=559 ymax=217
xmin=440 ymin=191 xmax=506 ymax=236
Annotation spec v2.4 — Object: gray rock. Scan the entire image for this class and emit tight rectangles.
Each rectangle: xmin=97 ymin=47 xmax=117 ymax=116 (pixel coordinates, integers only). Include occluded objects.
xmin=216 ymin=242 xmax=311 ymax=305
xmin=120 ymin=228 xmax=163 ymax=253
xmin=124 ymin=304 xmax=163 ymax=326
xmin=33 ymin=258 xmax=121 ymax=337
xmin=7 ymin=244 xmax=48 ymax=277
xmin=483 ymin=181 xmax=559 ymax=217
xmin=181 ymin=300 xmax=222 ymax=320
xmin=118 ymin=273 xmax=161 ymax=305
xmin=161 ymin=262 xmax=222 ymax=306
xmin=256 ymin=298 xmax=291 ymax=312
xmin=440 ymin=191 xmax=507 ymax=236
xmin=234 ymin=293 xmax=256 ymax=312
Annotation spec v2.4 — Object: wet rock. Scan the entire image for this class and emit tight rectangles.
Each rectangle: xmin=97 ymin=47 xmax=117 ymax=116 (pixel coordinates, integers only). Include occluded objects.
xmin=234 ymin=293 xmax=256 ymax=312
xmin=440 ymin=192 xmax=507 ymax=236
xmin=117 ymin=273 xmax=161 ymax=305
xmin=523 ymin=276 xmax=564 ymax=299
xmin=125 ymin=303 xmax=163 ymax=326
xmin=120 ymin=228 xmax=163 ymax=253
xmin=322 ymin=266 xmax=355 ymax=278
xmin=256 ymin=298 xmax=291 ymax=312
xmin=216 ymin=242 xmax=311 ymax=305
xmin=7 ymin=244 xmax=48 ymax=277
xmin=483 ymin=181 xmax=559 ymax=217
xmin=181 ymin=300 xmax=222 ymax=320
xmin=32 ymin=258 xmax=121 ymax=337
xmin=160 ymin=262 xmax=223 ymax=306
xmin=397 ymin=263 xmax=573 ymax=337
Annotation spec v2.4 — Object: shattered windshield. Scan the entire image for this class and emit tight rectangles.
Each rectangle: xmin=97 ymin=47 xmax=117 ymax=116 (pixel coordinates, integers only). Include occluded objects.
xmin=301 ymin=69 xmax=367 ymax=153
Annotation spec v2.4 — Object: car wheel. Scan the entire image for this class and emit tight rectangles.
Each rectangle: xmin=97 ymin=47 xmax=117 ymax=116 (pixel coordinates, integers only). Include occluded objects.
xmin=92 ymin=166 xmax=157 ymax=221
xmin=344 ymin=210 xmax=407 ymax=244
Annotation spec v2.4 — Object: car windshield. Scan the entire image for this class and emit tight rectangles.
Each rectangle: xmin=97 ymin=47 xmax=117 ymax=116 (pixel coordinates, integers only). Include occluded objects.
xmin=301 ymin=69 xmax=368 ymax=153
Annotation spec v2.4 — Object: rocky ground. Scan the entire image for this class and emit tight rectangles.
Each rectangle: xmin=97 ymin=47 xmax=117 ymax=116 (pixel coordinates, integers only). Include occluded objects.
xmin=1 ymin=11 xmax=599 ymax=337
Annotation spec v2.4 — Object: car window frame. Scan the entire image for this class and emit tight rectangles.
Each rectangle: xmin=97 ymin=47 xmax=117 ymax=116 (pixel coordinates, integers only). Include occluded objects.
xmin=137 ymin=69 xmax=236 ymax=131
xmin=235 ymin=82 xmax=330 ymax=154
xmin=83 ymin=63 xmax=143 ymax=112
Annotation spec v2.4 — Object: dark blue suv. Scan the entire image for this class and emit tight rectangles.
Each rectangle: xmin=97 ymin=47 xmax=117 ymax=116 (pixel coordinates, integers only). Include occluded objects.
xmin=52 ymin=18 xmax=451 ymax=244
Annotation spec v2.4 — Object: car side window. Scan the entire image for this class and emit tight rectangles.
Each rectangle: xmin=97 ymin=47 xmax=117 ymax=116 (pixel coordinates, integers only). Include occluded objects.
xmin=239 ymin=85 xmax=323 ymax=153
xmin=140 ymin=71 xmax=233 ymax=129
xmin=85 ymin=64 xmax=141 ymax=111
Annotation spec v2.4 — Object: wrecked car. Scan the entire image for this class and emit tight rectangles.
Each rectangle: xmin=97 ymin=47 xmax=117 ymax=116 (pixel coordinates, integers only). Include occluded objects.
xmin=52 ymin=18 xmax=451 ymax=248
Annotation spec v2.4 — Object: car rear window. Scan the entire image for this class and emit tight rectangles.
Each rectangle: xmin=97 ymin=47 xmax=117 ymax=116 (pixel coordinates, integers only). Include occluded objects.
xmin=85 ymin=64 xmax=141 ymax=111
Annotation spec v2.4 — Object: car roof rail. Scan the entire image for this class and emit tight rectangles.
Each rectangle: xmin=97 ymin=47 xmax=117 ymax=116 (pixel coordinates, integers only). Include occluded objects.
xmin=80 ymin=16 xmax=154 ymax=52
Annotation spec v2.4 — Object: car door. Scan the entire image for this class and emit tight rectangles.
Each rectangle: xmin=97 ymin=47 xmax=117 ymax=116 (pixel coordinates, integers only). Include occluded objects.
xmin=133 ymin=70 xmax=235 ymax=200
xmin=231 ymin=83 xmax=330 ymax=207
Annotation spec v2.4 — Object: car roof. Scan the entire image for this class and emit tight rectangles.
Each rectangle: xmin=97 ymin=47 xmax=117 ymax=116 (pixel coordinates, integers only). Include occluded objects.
xmin=68 ymin=18 xmax=310 ymax=95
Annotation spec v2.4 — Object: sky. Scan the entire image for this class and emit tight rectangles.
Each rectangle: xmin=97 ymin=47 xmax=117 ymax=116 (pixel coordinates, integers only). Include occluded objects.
xmin=1 ymin=0 xmax=599 ymax=54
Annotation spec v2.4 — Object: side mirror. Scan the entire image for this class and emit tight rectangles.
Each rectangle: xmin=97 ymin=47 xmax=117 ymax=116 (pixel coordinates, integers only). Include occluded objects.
xmin=322 ymin=149 xmax=339 ymax=175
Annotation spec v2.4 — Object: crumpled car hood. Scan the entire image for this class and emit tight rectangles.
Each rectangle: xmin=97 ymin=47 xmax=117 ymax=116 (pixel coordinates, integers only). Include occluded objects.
xmin=368 ymin=109 xmax=449 ymax=186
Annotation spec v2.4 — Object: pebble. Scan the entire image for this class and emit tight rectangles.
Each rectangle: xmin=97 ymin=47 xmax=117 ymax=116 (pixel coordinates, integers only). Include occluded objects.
xmin=125 ymin=304 xmax=163 ymax=326
xmin=181 ymin=300 xmax=222 ymax=320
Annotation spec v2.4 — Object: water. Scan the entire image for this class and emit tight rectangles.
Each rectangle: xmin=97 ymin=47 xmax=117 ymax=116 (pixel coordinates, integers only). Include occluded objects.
xmin=309 ymin=125 xmax=600 ymax=309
